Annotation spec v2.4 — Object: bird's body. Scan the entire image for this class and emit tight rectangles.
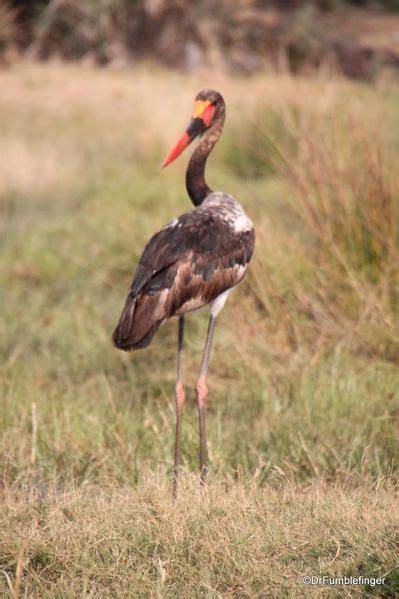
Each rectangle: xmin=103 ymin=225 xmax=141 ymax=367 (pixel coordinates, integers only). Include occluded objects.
xmin=113 ymin=191 xmax=254 ymax=351
xmin=112 ymin=90 xmax=255 ymax=499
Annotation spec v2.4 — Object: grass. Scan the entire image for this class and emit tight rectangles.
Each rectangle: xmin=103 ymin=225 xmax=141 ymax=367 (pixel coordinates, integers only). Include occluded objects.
xmin=1 ymin=478 xmax=398 ymax=597
xmin=0 ymin=62 xmax=398 ymax=596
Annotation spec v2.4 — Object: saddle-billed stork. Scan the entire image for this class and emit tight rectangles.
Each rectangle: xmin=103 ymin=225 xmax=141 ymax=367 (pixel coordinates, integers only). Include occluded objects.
xmin=113 ymin=90 xmax=255 ymax=499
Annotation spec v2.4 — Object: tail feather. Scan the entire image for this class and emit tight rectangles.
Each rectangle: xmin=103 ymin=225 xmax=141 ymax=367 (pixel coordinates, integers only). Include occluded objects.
xmin=112 ymin=292 xmax=163 ymax=351
xmin=112 ymin=292 xmax=136 ymax=350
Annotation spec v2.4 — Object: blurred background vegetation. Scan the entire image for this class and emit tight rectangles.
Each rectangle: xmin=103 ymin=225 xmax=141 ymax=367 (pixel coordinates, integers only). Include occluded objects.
xmin=2 ymin=0 xmax=399 ymax=78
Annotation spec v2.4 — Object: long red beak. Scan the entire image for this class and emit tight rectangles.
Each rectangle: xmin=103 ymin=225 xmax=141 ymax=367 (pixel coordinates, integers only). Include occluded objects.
xmin=162 ymin=132 xmax=191 ymax=168
xmin=162 ymin=101 xmax=215 ymax=168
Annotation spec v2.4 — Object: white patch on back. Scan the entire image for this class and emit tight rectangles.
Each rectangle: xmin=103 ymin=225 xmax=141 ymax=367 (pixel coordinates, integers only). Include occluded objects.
xmin=233 ymin=212 xmax=253 ymax=232
xmin=211 ymin=288 xmax=233 ymax=317
xmin=202 ymin=191 xmax=253 ymax=233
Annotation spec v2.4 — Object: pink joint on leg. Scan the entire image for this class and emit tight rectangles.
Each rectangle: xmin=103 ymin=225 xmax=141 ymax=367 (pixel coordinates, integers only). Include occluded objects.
xmin=195 ymin=376 xmax=208 ymax=406
xmin=175 ymin=381 xmax=186 ymax=408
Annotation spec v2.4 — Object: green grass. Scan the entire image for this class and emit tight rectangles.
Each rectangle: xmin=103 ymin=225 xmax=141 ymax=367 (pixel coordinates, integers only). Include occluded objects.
xmin=0 ymin=63 xmax=398 ymax=596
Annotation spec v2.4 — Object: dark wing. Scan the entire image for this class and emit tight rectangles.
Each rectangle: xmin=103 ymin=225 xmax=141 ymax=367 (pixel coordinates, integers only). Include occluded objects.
xmin=113 ymin=210 xmax=254 ymax=351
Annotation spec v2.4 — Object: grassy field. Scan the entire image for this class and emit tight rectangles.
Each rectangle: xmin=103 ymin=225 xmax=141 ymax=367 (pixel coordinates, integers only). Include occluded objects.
xmin=0 ymin=63 xmax=398 ymax=596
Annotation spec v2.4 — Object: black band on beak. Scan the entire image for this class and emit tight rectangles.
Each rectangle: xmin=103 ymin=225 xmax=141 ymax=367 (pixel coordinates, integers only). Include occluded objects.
xmin=186 ymin=117 xmax=207 ymax=140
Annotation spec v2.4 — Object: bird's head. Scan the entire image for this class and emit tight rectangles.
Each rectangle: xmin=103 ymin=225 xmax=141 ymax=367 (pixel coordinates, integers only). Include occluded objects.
xmin=162 ymin=90 xmax=225 ymax=168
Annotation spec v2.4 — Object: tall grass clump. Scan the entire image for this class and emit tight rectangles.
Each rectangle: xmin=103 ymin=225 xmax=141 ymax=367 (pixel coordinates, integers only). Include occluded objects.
xmin=230 ymin=91 xmax=399 ymax=362
xmin=288 ymin=113 xmax=399 ymax=358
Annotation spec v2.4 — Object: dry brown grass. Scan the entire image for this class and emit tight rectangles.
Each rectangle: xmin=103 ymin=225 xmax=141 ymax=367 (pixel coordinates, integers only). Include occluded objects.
xmin=1 ymin=474 xmax=398 ymax=597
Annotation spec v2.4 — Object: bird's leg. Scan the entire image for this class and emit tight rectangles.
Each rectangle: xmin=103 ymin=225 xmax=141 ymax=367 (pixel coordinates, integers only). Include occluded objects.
xmin=195 ymin=315 xmax=217 ymax=486
xmin=172 ymin=316 xmax=185 ymax=502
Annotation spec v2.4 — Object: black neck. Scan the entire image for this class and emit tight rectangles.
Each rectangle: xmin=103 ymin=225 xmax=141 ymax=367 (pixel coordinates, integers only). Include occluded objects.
xmin=185 ymin=116 xmax=224 ymax=206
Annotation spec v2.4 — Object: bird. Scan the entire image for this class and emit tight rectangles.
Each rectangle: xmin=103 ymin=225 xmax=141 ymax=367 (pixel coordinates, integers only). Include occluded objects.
xmin=112 ymin=89 xmax=255 ymax=499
